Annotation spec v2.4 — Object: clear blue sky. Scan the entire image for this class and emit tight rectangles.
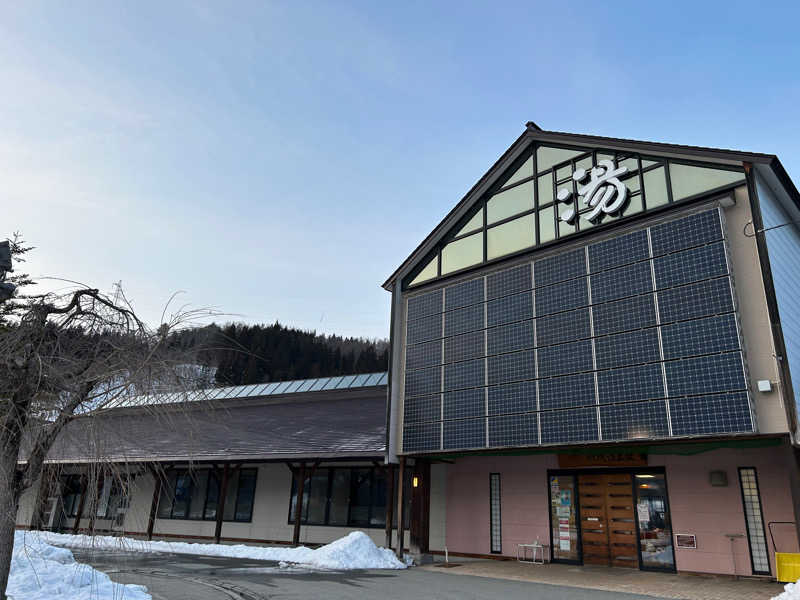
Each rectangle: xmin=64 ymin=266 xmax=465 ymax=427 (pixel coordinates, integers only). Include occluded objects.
xmin=3 ymin=1 xmax=799 ymax=339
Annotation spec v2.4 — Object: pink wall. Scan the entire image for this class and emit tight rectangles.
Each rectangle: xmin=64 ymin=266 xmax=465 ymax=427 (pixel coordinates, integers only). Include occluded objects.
xmin=441 ymin=445 xmax=797 ymax=576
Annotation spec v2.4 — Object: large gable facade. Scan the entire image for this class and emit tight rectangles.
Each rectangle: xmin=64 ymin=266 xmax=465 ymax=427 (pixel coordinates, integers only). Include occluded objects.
xmin=385 ymin=123 xmax=800 ymax=575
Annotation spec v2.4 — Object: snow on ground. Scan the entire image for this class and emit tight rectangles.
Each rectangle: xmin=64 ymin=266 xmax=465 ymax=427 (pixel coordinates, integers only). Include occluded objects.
xmin=8 ymin=530 xmax=150 ymax=600
xmin=39 ymin=530 xmax=408 ymax=570
xmin=774 ymin=580 xmax=800 ymax=600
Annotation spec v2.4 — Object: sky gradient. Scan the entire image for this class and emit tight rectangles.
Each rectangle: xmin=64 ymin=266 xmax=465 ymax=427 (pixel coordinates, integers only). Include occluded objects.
xmin=3 ymin=1 xmax=799 ymax=339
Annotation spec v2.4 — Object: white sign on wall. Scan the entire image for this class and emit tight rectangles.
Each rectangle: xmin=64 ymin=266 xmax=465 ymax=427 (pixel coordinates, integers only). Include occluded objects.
xmin=558 ymin=159 xmax=629 ymax=224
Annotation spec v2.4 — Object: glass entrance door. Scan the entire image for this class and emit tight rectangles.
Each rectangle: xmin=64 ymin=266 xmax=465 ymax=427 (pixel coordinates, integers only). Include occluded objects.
xmin=634 ymin=473 xmax=675 ymax=570
xmin=549 ymin=475 xmax=580 ymax=562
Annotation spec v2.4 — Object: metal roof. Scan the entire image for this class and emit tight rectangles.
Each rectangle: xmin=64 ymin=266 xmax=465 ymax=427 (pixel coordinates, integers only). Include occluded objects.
xmin=107 ymin=372 xmax=388 ymax=409
xmin=43 ymin=385 xmax=388 ymax=464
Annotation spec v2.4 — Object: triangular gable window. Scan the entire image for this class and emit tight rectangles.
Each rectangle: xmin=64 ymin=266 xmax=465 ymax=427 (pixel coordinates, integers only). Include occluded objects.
xmin=406 ymin=142 xmax=746 ymax=287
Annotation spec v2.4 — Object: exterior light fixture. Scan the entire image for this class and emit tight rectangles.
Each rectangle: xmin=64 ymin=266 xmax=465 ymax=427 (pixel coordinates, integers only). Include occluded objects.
xmin=635 ymin=474 xmax=655 ymax=479
xmin=412 ymin=476 xmax=419 ymax=488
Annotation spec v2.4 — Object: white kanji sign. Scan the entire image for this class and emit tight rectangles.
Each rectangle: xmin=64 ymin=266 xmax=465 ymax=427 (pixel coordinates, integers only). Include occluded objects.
xmin=558 ymin=159 xmax=629 ymax=224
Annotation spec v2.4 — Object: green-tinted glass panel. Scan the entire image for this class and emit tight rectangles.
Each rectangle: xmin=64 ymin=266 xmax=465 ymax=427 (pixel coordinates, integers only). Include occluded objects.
xmin=669 ymin=163 xmax=746 ymax=201
xmin=538 ymin=205 xmax=556 ymax=244
xmin=641 ymin=159 xmax=658 ymax=169
xmin=487 ymin=180 xmax=533 ymax=225
xmin=538 ymin=173 xmax=554 ymax=206
xmin=597 ymin=152 xmax=615 ymax=163
xmin=536 ymin=146 xmax=585 ymax=173
xmin=558 ymin=216 xmax=577 ymax=238
xmin=409 ymin=255 xmax=438 ymax=286
xmin=619 ymin=157 xmax=638 ymax=173
xmin=487 ymin=213 xmax=534 ymax=260
xmin=455 ymin=211 xmax=483 ymax=237
xmin=622 ymin=173 xmax=640 ymax=194
xmin=626 ymin=193 xmax=644 ymax=216
xmin=576 ymin=155 xmax=593 ymax=171
xmin=556 ymin=165 xmax=572 ymax=181
xmin=441 ymin=232 xmax=483 ymax=274
xmin=504 ymin=156 xmax=534 ymax=188
xmin=643 ymin=166 xmax=669 ymax=208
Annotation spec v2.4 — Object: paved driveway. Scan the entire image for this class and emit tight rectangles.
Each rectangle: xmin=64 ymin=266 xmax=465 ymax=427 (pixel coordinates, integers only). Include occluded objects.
xmin=73 ymin=550 xmax=666 ymax=600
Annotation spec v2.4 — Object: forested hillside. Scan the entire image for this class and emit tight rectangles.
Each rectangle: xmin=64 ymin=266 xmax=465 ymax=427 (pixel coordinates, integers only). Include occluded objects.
xmin=171 ymin=322 xmax=389 ymax=386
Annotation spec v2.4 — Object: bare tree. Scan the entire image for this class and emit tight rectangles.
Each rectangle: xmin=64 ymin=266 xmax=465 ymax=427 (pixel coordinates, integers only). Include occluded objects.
xmin=0 ymin=238 xmax=213 ymax=599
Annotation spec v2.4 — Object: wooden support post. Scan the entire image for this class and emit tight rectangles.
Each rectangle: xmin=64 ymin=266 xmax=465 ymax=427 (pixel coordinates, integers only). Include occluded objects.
xmin=292 ymin=462 xmax=306 ymax=547
xmin=146 ymin=465 xmax=162 ymax=541
xmin=71 ymin=474 xmax=88 ymax=534
xmin=214 ymin=463 xmax=231 ymax=544
xmin=395 ymin=457 xmax=406 ymax=558
xmin=384 ymin=463 xmax=395 ymax=549
xmin=30 ymin=465 xmax=52 ymax=531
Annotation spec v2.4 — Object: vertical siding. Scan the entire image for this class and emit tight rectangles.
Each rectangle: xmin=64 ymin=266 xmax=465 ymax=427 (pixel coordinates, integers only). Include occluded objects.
xmin=756 ymin=174 xmax=800 ymax=430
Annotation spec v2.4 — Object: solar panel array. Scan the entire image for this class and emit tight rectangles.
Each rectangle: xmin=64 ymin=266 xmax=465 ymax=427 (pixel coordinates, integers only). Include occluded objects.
xmin=401 ymin=208 xmax=754 ymax=452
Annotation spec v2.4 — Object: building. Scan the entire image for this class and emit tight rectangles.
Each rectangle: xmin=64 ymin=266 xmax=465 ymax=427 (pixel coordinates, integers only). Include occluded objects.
xmin=17 ymin=373 xmax=413 ymax=549
xmin=384 ymin=123 xmax=800 ymax=575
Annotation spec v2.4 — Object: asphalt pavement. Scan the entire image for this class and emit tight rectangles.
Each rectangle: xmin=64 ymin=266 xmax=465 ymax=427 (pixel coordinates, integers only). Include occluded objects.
xmin=72 ymin=549 xmax=668 ymax=600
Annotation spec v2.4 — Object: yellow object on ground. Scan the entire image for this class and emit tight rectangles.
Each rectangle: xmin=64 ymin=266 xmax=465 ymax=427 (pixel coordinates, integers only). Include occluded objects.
xmin=777 ymin=552 xmax=800 ymax=583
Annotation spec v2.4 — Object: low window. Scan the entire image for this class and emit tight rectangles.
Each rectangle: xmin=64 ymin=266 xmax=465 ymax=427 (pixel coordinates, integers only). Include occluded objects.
xmin=288 ymin=466 xmax=394 ymax=528
xmin=156 ymin=467 xmax=257 ymax=522
xmin=61 ymin=474 xmax=84 ymax=518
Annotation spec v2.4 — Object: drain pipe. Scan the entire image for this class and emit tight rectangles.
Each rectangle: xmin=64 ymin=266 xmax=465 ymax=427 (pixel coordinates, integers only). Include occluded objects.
xmin=725 ymin=533 xmax=745 ymax=579
xmin=445 ymin=547 xmax=449 ymax=565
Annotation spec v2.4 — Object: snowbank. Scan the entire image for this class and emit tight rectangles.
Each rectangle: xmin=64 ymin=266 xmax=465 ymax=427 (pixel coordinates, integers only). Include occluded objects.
xmin=8 ymin=531 xmax=150 ymax=600
xmin=39 ymin=530 xmax=407 ymax=570
xmin=774 ymin=580 xmax=800 ymax=600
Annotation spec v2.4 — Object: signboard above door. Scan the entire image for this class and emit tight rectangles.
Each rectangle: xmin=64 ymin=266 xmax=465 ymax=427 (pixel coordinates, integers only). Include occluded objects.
xmin=557 ymin=452 xmax=647 ymax=468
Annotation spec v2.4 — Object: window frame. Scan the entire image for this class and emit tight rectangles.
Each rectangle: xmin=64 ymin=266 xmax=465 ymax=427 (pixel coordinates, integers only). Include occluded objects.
xmin=156 ymin=467 xmax=258 ymax=523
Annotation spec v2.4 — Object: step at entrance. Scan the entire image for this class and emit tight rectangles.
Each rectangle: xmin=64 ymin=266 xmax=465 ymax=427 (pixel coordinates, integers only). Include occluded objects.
xmin=578 ymin=473 xmax=638 ymax=568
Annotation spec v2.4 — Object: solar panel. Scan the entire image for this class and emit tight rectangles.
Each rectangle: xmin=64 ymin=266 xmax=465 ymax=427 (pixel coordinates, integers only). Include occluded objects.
xmin=597 ymin=363 xmax=664 ymax=404
xmin=594 ymin=328 xmax=660 ymax=370
xmin=487 ymin=320 xmax=534 ymax=356
xmin=665 ymin=352 xmax=746 ymax=397
xmin=537 ymin=339 xmax=593 ymax=377
xmin=588 ymin=230 xmax=649 ymax=273
xmin=487 ymin=291 xmax=533 ymax=326
xmin=534 ymin=247 xmax=586 ymax=287
xmin=404 ymin=394 xmax=441 ymax=424
xmin=407 ymin=289 xmax=442 ymax=322
xmin=488 ymin=349 xmax=536 ymax=385
xmin=650 ymin=209 xmax=723 ymax=256
xmin=445 ymin=330 xmax=485 ymax=364
xmin=654 ymin=241 xmax=728 ymax=289
xmin=661 ymin=314 xmax=740 ymax=360
xmin=487 ymin=263 xmax=532 ymax=300
xmin=657 ymin=277 xmax=734 ymax=324
xmin=406 ymin=313 xmax=443 ymax=345
xmin=444 ymin=388 xmax=486 ymax=420
xmin=592 ymin=293 xmax=657 ymax=336
xmin=444 ymin=358 xmax=484 ymax=391
xmin=444 ymin=303 xmax=484 ymax=337
xmin=443 ymin=418 xmax=486 ymax=449
xmin=445 ymin=277 xmax=484 ymax=311
xmin=403 ymin=422 xmax=441 ymax=452
xmin=536 ymin=308 xmax=591 ymax=346
xmin=539 ymin=372 xmax=596 ymax=410
xmin=540 ymin=407 xmax=599 ymax=444
xmin=589 ymin=261 xmax=653 ymax=304
xmin=535 ymin=276 xmax=588 ymax=317
xmin=669 ymin=391 xmax=753 ymax=436
xmin=599 ymin=400 xmax=669 ymax=440
xmin=406 ymin=339 xmax=442 ymax=371
xmin=487 ymin=380 xmax=537 ymax=415
xmin=489 ymin=412 xmax=538 ymax=447
xmin=405 ymin=365 xmax=442 ymax=398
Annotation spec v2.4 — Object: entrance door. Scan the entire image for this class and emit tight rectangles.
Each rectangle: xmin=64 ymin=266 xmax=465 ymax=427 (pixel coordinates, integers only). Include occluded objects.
xmin=578 ymin=473 xmax=639 ymax=568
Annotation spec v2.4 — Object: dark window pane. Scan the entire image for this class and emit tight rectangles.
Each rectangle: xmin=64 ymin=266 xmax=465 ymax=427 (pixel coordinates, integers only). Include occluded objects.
xmin=171 ymin=472 xmax=192 ymax=518
xmin=235 ymin=469 xmax=257 ymax=522
xmin=328 ymin=469 xmax=351 ymax=526
xmin=204 ymin=471 xmax=220 ymax=520
xmin=371 ymin=471 xmax=387 ymax=527
xmin=349 ymin=469 xmax=372 ymax=526
xmin=305 ymin=470 xmax=328 ymax=525
xmin=223 ymin=470 xmax=240 ymax=521
xmin=157 ymin=471 xmax=177 ymax=519
xmin=188 ymin=471 xmax=209 ymax=520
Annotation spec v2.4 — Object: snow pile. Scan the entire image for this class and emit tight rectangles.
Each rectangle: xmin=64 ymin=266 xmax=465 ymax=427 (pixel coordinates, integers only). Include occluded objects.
xmin=40 ymin=530 xmax=407 ymax=570
xmin=7 ymin=531 xmax=150 ymax=600
xmin=773 ymin=580 xmax=800 ymax=600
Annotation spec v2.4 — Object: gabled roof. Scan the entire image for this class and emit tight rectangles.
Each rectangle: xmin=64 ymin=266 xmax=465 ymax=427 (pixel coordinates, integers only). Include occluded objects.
xmin=382 ymin=122 xmax=799 ymax=290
